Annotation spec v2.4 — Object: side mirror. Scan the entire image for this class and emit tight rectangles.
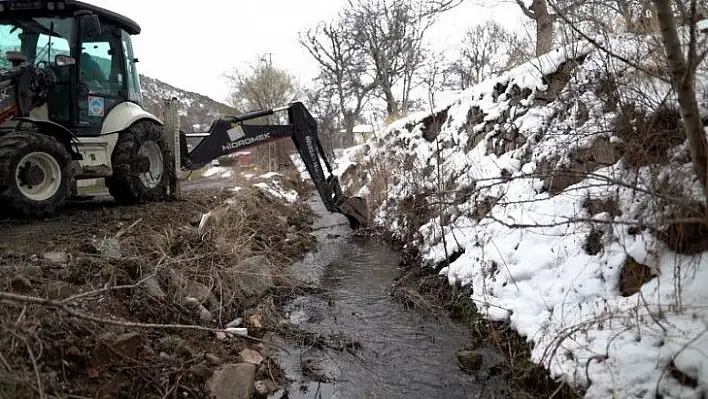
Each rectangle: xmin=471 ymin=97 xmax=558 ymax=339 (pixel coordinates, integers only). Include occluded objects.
xmin=79 ymin=13 xmax=101 ymax=38
xmin=55 ymin=54 xmax=75 ymax=66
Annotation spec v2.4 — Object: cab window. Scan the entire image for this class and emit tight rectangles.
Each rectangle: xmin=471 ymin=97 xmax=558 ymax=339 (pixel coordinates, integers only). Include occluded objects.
xmin=77 ymin=20 xmax=126 ymax=125
xmin=79 ymin=37 xmax=123 ymax=95
xmin=33 ymin=17 xmax=72 ymax=64
xmin=121 ymin=29 xmax=142 ymax=104
xmin=36 ymin=33 xmax=71 ymax=63
xmin=0 ymin=24 xmax=22 ymax=68
xmin=0 ymin=17 xmax=71 ymax=67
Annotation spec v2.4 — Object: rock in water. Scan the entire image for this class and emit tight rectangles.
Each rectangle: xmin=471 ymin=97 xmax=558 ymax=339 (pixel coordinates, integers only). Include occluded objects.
xmin=207 ymin=363 xmax=256 ymax=399
xmin=456 ymin=349 xmax=483 ymax=371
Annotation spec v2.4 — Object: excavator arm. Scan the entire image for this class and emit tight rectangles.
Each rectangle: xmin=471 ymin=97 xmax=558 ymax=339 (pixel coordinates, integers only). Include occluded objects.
xmin=179 ymin=101 xmax=367 ymax=229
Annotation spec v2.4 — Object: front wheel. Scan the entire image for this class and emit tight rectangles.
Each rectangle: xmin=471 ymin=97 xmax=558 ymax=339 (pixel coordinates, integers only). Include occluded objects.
xmin=106 ymin=120 xmax=173 ymax=205
xmin=0 ymin=131 xmax=74 ymax=218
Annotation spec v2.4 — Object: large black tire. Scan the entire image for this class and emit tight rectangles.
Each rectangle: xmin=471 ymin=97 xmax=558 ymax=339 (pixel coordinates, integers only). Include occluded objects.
xmin=0 ymin=131 xmax=74 ymax=218
xmin=106 ymin=120 xmax=173 ymax=205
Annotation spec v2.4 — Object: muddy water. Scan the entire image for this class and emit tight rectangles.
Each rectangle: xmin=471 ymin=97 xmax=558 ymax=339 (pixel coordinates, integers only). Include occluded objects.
xmin=269 ymin=196 xmax=506 ymax=399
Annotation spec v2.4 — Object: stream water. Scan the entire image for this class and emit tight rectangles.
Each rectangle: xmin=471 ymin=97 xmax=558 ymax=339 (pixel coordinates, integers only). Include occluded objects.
xmin=268 ymin=197 xmax=507 ymax=399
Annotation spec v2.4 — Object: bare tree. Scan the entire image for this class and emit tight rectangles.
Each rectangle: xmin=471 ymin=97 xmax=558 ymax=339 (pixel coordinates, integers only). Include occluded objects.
xmin=651 ymin=0 xmax=708 ymax=200
xmin=545 ymin=0 xmax=707 ymax=39
xmin=342 ymin=0 xmax=461 ymax=119
xmin=419 ymin=49 xmax=452 ymax=109
xmin=449 ymin=20 xmax=533 ymax=89
xmin=300 ymin=19 xmax=376 ymax=147
xmin=224 ymin=54 xmax=298 ymax=170
xmin=302 ymin=83 xmax=341 ymax=157
xmin=514 ymin=0 xmax=556 ymax=55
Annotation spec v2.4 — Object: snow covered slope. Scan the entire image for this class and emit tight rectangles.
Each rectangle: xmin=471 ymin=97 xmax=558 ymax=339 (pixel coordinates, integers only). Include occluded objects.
xmin=339 ymin=32 xmax=708 ymax=398
xmin=140 ymin=74 xmax=238 ymax=132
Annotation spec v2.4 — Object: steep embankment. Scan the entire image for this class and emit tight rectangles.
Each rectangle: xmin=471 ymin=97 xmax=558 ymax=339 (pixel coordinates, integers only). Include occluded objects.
xmin=339 ymin=31 xmax=708 ymax=398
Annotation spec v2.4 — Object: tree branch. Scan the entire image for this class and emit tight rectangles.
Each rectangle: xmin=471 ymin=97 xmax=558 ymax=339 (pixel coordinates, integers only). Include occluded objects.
xmin=0 ymin=291 xmax=290 ymax=353
xmin=515 ymin=0 xmax=537 ymax=18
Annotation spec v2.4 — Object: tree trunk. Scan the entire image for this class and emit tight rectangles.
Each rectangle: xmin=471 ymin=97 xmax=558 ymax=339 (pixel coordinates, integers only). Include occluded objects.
xmin=343 ymin=113 xmax=357 ymax=147
xmin=533 ymin=0 xmax=554 ymax=56
xmin=652 ymin=0 xmax=708 ymax=201
xmin=383 ymin=85 xmax=399 ymax=120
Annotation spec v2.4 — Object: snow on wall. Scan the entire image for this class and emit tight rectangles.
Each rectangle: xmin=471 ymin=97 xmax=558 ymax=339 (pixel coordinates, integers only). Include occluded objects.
xmin=339 ymin=32 xmax=708 ymax=399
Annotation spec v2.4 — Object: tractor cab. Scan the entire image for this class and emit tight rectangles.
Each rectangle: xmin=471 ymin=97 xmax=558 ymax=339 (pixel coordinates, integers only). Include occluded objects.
xmin=0 ymin=0 xmax=144 ymax=135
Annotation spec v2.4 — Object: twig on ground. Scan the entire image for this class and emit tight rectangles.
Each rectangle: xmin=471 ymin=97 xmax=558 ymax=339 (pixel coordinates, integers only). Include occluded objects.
xmin=0 ymin=350 xmax=10 ymax=372
xmin=15 ymin=305 xmax=26 ymax=324
xmin=115 ymin=218 xmax=143 ymax=238
xmin=2 ymin=326 xmax=44 ymax=399
xmin=63 ymin=273 xmax=158 ymax=303
xmin=0 ymin=291 xmax=290 ymax=354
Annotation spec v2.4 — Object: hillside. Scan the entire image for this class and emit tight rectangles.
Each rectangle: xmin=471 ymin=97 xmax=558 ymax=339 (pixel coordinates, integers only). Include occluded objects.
xmin=338 ymin=30 xmax=708 ymax=398
xmin=139 ymin=74 xmax=238 ymax=132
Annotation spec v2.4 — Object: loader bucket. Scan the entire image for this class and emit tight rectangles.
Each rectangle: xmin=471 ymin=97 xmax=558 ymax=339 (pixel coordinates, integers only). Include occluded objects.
xmin=338 ymin=196 xmax=369 ymax=230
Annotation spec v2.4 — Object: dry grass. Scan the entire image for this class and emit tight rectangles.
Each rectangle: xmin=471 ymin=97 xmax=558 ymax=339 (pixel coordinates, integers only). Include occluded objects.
xmin=352 ymin=152 xmax=397 ymax=214
xmin=614 ymin=104 xmax=685 ymax=168
xmin=654 ymin=200 xmax=708 ymax=255
xmin=0 ymin=173 xmax=319 ymax=398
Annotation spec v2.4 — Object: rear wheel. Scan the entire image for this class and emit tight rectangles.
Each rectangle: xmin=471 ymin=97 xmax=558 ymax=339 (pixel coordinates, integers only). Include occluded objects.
xmin=106 ymin=120 xmax=172 ymax=205
xmin=0 ymin=131 xmax=74 ymax=218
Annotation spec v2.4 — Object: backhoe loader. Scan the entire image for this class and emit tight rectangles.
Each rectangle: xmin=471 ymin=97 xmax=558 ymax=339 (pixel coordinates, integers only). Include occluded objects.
xmin=0 ymin=0 xmax=367 ymax=228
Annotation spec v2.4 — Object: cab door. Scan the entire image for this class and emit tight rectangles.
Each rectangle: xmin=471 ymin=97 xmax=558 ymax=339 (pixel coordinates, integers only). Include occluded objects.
xmin=75 ymin=18 xmax=128 ymax=134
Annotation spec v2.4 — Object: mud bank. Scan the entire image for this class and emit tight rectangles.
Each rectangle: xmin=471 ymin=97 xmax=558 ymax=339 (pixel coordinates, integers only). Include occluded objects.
xmin=0 ymin=170 xmax=318 ymax=399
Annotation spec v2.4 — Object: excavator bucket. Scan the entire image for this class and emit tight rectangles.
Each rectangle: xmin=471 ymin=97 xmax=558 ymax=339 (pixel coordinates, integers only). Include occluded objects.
xmin=338 ymin=196 xmax=369 ymax=229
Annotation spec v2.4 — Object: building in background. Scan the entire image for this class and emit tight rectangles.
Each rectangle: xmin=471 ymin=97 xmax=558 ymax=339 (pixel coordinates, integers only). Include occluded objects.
xmin=331 ymin=124 xmax=375 ymax=149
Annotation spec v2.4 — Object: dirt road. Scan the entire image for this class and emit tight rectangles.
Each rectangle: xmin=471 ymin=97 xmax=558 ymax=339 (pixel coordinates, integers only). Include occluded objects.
xmin=0 ymin=173 xmax=238 ymax=250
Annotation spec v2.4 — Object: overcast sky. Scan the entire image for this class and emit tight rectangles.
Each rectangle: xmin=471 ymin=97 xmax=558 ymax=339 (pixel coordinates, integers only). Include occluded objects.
xmin=83 ymin=0 xmax=525 ymax=104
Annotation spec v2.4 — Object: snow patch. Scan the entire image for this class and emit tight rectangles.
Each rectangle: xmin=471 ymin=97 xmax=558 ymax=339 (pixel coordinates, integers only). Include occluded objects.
xmin=202 ymin=166 xmax=232 ymax=179
xmin=259 ymin=172 xmax=282 ymax=179
xmin=252 ymin=181 xmax=298 ymax=203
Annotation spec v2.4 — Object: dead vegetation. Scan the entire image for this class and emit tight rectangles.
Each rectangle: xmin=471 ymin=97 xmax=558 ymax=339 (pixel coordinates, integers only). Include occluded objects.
xmin=614 ymin=104 xmax=685 ymax=167
xmin=618 ymin=256 xmax=656 ymax=296
xmin=0 ymin=171 xmax=318 ymax=398
xmin=654 ymin=200 xmax=708 ymax=255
